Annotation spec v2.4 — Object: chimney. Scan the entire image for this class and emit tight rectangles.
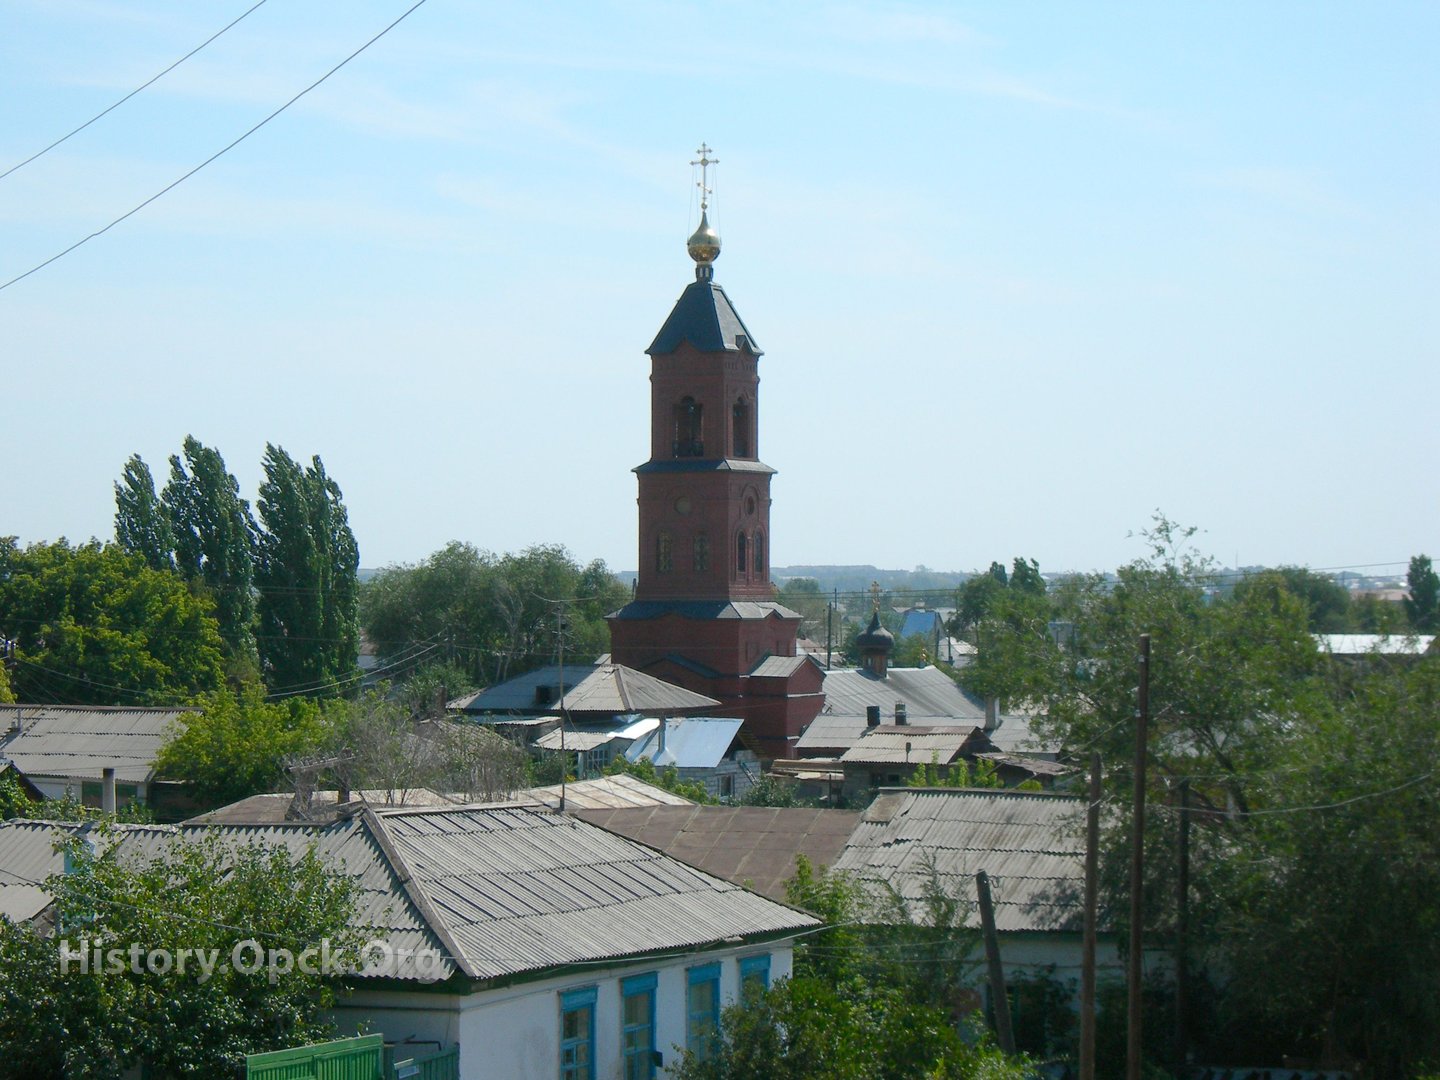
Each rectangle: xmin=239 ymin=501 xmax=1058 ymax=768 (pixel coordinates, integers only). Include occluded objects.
xmin=985 ymin=697 xmax=1000 ymax=732
xmin=338 ymin=778 xmax=351 ymax=804
xmin=866 ymin=705 xmax=881 ymax=728
xmin=101 ymin=767 xmax=117 ymax=814
xmin=894 ymin=702 xmax=907 ymax=726
xmin=657 ymin=716 xmax=668 ymax=757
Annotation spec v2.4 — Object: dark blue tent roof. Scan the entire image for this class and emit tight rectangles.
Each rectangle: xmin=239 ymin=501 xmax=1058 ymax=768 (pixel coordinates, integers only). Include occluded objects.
xmin=647 ymin=279 xmax=762 ymax=356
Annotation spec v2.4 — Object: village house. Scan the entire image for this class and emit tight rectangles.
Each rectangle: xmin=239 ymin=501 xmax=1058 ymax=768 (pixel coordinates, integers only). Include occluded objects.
xmin=0 ymin=704 xmax=193 ymax=816
xmin=0 ymin=801 xmax=817 ymax=1080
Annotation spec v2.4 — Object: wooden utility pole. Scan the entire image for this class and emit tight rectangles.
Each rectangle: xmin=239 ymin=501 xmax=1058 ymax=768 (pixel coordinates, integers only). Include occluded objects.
xmin=1080 ymin=752 xmax=1101 ymax=1080
xmin=976 ymin=870 xmax=1016 ymax=1055
xmin=1175 ymin=776 xmax=1191 ymax=1070
xmin=1127 ymin=634 xmax=1151 ymax=1080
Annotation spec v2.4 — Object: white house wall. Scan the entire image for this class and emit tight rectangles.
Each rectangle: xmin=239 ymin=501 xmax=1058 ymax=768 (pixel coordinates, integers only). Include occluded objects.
xmin=335 ymin=943 xmax=795 ymax=1080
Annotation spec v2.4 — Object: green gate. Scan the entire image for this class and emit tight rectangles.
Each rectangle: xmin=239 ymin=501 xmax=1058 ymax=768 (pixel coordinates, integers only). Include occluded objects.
xmin=247 ymin=1035 xmax=384 ymax=1080
xmin=246 ymin=1036 xmax=459 ymax=1080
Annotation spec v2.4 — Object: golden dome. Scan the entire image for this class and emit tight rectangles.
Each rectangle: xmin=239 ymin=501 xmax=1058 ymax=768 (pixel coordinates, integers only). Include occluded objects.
xmin=687 ymin=210 xmax=721 ymax=266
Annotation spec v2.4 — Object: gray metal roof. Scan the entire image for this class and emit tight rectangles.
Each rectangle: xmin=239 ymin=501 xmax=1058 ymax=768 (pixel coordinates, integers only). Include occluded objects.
xmin=0 ymin=705 xmax=192 ymax=783
xmin=625 ymin=717 xmax=743 ymax=769
xmin=1314 ymin=633 xmax=1436 ymax=656
xmin=833 ymin=789 xmax=1087 ymax=933
xmin=575 ymin=806 xmax=862 ymax=903
xmin=609 ymin=600 xmax=801 ymax=622
xmin=646 ymin=279 xmax=762 ymax=356
xmin=749 ymin=654 xmax=816 ymax=678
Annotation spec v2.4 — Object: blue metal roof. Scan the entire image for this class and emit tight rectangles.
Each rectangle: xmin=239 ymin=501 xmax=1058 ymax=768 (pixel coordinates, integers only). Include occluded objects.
xmin=647 ymin=280 xmax=762 ymax=356
xmin=626 ymin=717 xmax=744 ymax=769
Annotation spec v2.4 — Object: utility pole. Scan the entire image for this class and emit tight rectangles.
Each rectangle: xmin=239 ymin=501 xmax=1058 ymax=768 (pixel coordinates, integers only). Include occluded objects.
xmin=976 ymin=870 xmax=1016 ymax=1055
xmin=826 ymin=589 xmax=836 ymax=669
xmin=1127 ymin=633 xmax=1151 ymax=1080
xmin=556 ymin=602 xmax=567 ymax=812
xmin=1176 ymin=776 xmax=1191 ymax=1070
xmin=1080 ymin=752 xmax=1101 ymax=1080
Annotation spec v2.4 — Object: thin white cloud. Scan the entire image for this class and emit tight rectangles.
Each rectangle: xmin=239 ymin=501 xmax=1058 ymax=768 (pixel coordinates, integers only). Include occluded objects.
xmin=1194 ymin=167 xmax=1367 ymax=219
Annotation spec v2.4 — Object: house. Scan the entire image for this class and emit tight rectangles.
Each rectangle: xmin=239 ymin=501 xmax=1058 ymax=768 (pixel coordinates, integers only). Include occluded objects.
xmin=831 ymin=788 xmax=1123 ymax=1037
xmin=0 ymin=704 xmax=193 ymax=815
xmin=623 ymin=716 xmax=760 ymax=799
xmin=795 ymin=625 xmax=1050 ymax=761
xmin=0 ymin=802 xmax=818 ymax=1080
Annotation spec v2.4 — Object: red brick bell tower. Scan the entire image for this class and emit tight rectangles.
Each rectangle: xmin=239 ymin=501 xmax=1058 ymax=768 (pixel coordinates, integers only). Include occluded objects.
xmin=608 ymin=147 xmax=823 ymax=758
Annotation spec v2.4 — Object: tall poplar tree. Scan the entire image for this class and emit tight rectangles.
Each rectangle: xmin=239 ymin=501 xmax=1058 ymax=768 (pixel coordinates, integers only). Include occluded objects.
xmin=161 ymin=436 xmax=258 ymax=669
xmin=113 ymin=455 xmax=175 ymax=571
xmin=254 ymin=445 xmax=359 ymax=696
xmin=1404 ymin=553 xmax=1439 ymax=632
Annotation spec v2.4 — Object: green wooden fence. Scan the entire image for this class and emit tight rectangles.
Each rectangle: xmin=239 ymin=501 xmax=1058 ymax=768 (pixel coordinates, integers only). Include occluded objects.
xmin=246 ymin=1036 xmax=458 ymax=1080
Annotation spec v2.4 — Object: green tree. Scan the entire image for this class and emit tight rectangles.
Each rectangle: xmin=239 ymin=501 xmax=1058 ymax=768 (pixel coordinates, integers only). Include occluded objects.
xmin=1214 ymin=660 xmax=1440 ymax=1075
xmin=361 ymin=542 xmax=628 ymax=686
xmin=155 ymin=688 xmax=331 ymax=810
xmin=1234 ymin=565 xmax=1352 ymax=633
xmin=672 ymin=976 xmax=1027 ymax=1080
xmin=254 ymin=446 xmax=360 ymax=697
xmin=777 ymin=578 xmax=829 ymax=641
xmin=161 ymin=437 xmax=259 ymax=671
xmin=113 ymin=454 xmax=175 ymax=572
xmin=1404 ymin=553 xmax=1439 ymax=631
xmin=0 ymin=830 xmax=366 ymax=1079
xmin=0 ymin=538 xmax=225 ymax=705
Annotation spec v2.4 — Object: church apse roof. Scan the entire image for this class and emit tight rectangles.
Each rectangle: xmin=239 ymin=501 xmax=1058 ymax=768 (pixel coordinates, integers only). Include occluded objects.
xmin=647 ymin=280 xmax=762 ymax=356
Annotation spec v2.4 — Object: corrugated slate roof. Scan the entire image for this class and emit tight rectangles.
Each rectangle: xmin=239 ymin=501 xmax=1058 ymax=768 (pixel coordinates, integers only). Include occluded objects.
xmin=556 ymin=664 xmax=719 ymax=715
xmin=0 ymin=705 xmax=192 ymax=782
xmin=833 ymin=789 xmax=1086 ymax=933
xmin=534 ymin=729 xmax=616 ymax=753
xmin=574 ymin=806 xmax=862 ymax=902
xmin=0 ymin=801 xmax=815 ymax=984
xmin=646 ymin=279 xmax=762 ymax=356
xmin=376 ymin=806 xmax=816 ymax=980
xmin=625 ymin=717 xmax=743 ymax=768
xmin=517 ymin=774 xmax=694 ymax=811
xmin=838 ymin=726 xmax=990 ymax=765
xmin=819 ymin=667 xmax=986 ymax=722
xmin=451 ymin=664 xmax=601 ymax=715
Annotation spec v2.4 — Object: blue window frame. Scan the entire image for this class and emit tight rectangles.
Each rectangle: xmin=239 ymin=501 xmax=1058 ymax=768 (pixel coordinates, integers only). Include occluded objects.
xmin=686 ymin=962 xmax=722 ymax=1060
xmin=621 ymin=972 xmax=657 ymax=1080
xmin=739 ymin=953 xmax=770 ymax=997
xmin=560 ymin=985 xmax=596 ymax=1080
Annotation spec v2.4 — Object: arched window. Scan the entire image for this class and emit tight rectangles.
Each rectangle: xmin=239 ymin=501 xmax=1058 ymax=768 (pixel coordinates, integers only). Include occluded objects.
xmin=693 ymin=533 xmax=710 ymax=572
xmin=736 ymin=532 xmax=747 ymax=575
xmin=732 ymin=399 xmax=750 ymax=458
xmin=673 ymin=397 xmax=703 ymax=457
xmin=656 ymin=530 xmax=673 ymax=573
xmin=754 ymin=530 xmax=765 ymax=574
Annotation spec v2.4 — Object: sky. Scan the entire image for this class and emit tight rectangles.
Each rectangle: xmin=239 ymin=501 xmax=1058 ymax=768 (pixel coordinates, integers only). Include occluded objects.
xmin=3 ymin=1 xmax=1436 ymax=579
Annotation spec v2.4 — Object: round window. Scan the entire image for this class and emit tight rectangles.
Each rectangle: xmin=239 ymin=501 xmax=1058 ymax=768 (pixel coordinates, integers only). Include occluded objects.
xmin=674 ymin=496 xmax=692 ymax=515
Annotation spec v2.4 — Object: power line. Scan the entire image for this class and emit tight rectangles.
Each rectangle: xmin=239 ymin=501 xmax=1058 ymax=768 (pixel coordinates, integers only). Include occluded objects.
xmin=0 ymin=0 xmax=431 ymax=293
xmin=0 ymin=0 xmax=272 ymax=181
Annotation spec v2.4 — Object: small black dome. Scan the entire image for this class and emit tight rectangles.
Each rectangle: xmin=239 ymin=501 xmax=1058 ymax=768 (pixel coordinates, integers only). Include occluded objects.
xmin=856 ymin=611 xmax=894 ymax=651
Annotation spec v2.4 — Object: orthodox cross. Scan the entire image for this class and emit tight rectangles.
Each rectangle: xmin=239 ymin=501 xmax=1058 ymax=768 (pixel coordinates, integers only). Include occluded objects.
xmin=870 ymin=581 xmax=882 ymax=612
xmin=691 ymin=143 xmax=718 ymax=211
